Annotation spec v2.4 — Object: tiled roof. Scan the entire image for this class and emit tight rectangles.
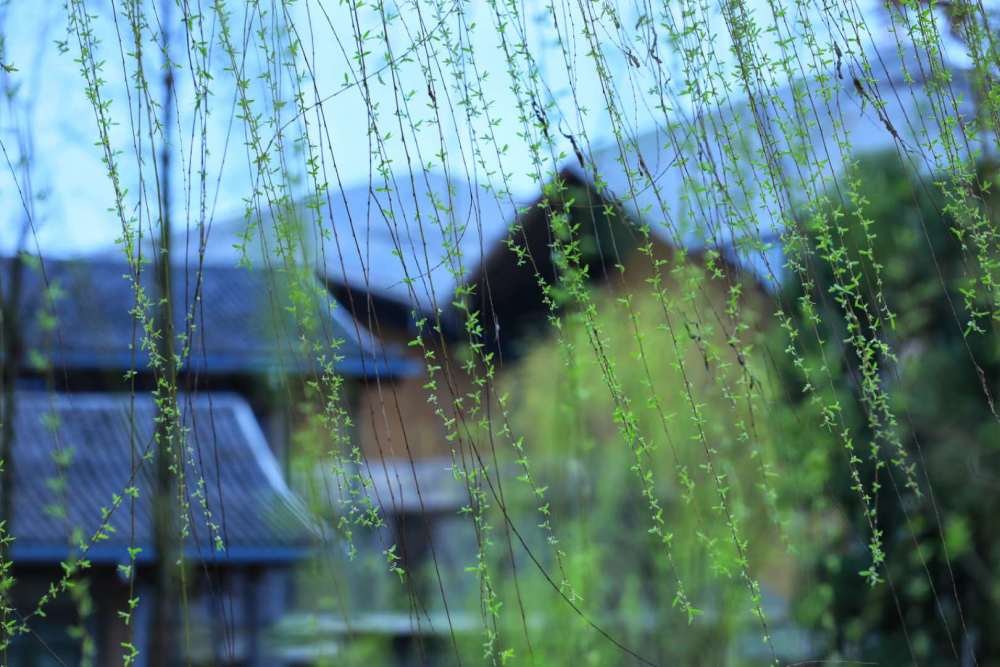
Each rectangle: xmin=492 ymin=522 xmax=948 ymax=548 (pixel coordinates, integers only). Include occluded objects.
xmin=194 ymin=173 xmax=518 ymax=315
xmin=9 ymin=392 xmax=314 ymax=564
xmin=314 ymin=174 xmax=516 ymax=313
xmin=1 ymin=256 xmax=416 ymax=377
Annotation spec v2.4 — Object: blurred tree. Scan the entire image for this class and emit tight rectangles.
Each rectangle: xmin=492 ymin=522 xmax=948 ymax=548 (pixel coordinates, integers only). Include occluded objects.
xmin=774 ymin=151 xmax=1000 ymax=664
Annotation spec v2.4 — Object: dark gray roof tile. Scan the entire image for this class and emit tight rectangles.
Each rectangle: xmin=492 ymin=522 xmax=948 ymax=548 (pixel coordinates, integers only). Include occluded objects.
xmin=1 ymin=256 xmax=417 ymax=378
xmin=9 ymin=391 xmax=314 ymax=564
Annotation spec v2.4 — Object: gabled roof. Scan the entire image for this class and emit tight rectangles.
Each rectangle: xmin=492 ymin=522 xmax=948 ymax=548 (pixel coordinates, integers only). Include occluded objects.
xmin=1 ymin=256 xmax=417 ymax=378
xmin=462 ymin=167 xmax=643 ymax=355
xmin=9 ymin=392 xmax=314 ymax=564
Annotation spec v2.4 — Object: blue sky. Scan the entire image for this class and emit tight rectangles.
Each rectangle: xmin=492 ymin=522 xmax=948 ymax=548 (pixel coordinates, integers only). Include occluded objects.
xmin=0 ymin=0 xmax=961 ymax=260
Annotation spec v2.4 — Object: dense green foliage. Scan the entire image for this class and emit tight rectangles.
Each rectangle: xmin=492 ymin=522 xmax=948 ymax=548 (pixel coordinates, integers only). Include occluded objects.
xmin=774 ymin=152 xmax=1000 ymax=664
xmin=484 ymin=262 xmax=784 ymax=665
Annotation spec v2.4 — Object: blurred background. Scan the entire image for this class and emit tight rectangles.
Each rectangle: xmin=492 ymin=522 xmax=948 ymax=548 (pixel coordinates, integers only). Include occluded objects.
xmin=1 ymin=1 xmax=999 ymax=665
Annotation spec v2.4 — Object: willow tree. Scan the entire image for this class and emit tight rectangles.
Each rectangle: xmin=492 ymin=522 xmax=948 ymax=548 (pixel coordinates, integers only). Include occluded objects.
xmin=1 ymin=0 xmax=999 ymax=665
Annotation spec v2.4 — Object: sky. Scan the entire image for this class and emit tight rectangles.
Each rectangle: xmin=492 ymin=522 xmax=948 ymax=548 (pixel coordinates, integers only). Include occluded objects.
xmin=0 ymin=0 xmax=969 ymax=260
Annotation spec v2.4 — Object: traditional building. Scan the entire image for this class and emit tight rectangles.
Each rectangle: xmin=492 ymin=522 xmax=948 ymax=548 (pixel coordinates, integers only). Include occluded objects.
xmin=6 ymin=392 xmax=311 ymax=666
xmin=0 ymin=255 xmax=416 ymax=666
